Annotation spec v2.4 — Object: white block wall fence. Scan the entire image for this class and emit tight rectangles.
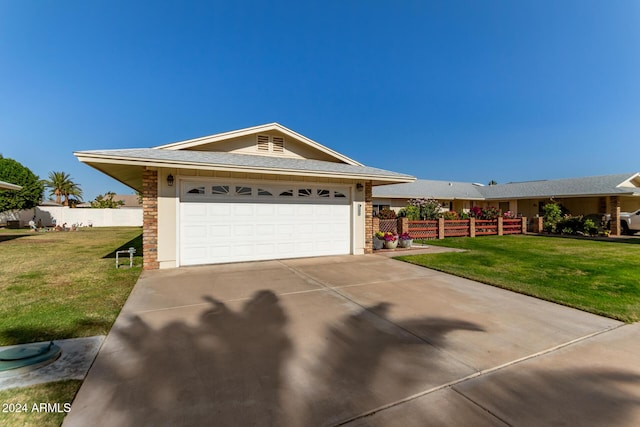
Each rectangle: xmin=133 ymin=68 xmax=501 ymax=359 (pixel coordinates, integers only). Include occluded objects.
xmin=17 ymin=206 xmax=142 ymax=228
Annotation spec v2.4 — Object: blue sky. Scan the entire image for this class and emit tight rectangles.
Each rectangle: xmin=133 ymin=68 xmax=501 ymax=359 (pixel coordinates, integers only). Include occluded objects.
xmin=1 ymin=1 xmax=639 ymax=200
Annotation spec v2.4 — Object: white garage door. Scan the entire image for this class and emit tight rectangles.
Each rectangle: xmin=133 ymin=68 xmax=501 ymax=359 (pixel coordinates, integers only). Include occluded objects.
xmin=179 ymin=181 xmax=351 ymax=266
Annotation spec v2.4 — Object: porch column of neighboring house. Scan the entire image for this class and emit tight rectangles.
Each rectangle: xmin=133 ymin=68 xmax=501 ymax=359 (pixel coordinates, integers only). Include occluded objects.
xmin=609 ymin=196 xmax=621 ymax=236
xmin=364 ymin=181 xmax=373 ymax=254
xmin=142 ymin=167 xmax=159 ymax=270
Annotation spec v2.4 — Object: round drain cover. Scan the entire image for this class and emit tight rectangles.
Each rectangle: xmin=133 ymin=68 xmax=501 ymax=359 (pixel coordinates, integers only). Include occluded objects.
xmin=0 ymin=342 xmax=53 ymax=361
xmin=0 ymin=342 xmax=61 ymax=373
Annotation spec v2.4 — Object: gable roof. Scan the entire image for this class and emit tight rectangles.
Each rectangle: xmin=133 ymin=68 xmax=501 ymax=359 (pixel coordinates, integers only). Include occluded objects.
xmin=373 ymin=173 xmax=640 ymax=201
xmin=155 ymin=123 xmax=363 ymax=166
xmin=0 ymin=180 xmax=22 ymax=191
xmin=75 ymin=124 xmax=415 ymax=191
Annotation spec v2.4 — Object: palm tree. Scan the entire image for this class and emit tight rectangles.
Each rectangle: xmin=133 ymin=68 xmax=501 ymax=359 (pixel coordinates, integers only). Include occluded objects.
xmin=43 ymin=171 xmax=83 ymax=206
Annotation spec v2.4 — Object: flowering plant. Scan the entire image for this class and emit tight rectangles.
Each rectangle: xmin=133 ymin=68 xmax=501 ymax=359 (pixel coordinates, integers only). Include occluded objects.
xmin=383 ymin=232 xmax=398 ymax=242
xmin=375 ymin=231 xmax=385 ymax=239
xmin=503 ymin=210 xmax=516 ymax=219
xmin=399 ymin=232 xmax=412 ymax=240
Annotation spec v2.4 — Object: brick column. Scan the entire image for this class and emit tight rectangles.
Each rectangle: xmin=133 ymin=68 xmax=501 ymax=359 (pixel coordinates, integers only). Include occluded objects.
xmin=521 ymin=217 xmax=527 ymax=234
xmin=497 ymin=217 xmax=504 ymax=236
xmin=142 ymin=168 xmax=159 ymax=270
xmin=438 ymin=217 xmax=445 ymax=239
xmin=469 ymin=217 xmax=476 ymax=238
xmin=530 ymin=217 xmax=543 ymax=233
xmin=364 ymin=182 xmax=373 ymax=254
xmin=610 ymin=196 xmax=620 ymax=236
xmin=397 ymin=217 xmax=408 ymax=235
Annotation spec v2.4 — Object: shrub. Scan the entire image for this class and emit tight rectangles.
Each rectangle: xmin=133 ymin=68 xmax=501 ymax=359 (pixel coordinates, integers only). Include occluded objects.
xmin=441 ymin=211 xmax=458 ymax=220
xmin=469 ymin=206 xmax=483 ymax=218
xmin=583 ymin=219 xmax=597 ymax=236
xmin=457 ymin=210 xmax=470 ymax=220
xmin=553 ymin=214 xmax=599 ymax=236
xmin=481 ymin=206 xmax=501 ymax=220
xmin=469 ymin=206 xmax=501 ymax=220
xmin=400 ymin=205 xmax=421 ymax=220
xmin=408 ymin=198 xmax=441 ymax=220
xmin=378 ymin=208 xmax=396 ymax=219
xmin=542 ymin=203 xmax=563 ymax=233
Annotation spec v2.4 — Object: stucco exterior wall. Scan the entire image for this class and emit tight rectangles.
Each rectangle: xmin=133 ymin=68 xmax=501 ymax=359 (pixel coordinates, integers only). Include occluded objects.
xmin=186 ymin=131 xmax=338 ymax=162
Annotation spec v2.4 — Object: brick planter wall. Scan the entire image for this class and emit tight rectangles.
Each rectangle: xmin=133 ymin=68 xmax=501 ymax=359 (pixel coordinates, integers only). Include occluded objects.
xmin=142 ymin=168 xmax=159 ymax=270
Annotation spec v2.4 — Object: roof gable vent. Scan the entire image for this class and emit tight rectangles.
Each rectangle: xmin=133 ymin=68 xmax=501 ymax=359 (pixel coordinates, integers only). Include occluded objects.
xmin=256 ymin=135 xmax=285 ymax=153
xmin=257 ymin=135 xmax=270 ymax=151
xmin=272 ymin=136 xmax=285 ymax=153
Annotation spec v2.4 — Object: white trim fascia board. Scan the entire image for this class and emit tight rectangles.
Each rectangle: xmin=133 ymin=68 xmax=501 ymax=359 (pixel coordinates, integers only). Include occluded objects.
xmin=153 ymin=123 xmax=363 ymax=167
xmin=0 ymin=181 xmax=22 ymax=191
xmin=75 ymin=154 xmax=414 ymax=184
xmin=617 ymin=172 xmax=640 ymax=188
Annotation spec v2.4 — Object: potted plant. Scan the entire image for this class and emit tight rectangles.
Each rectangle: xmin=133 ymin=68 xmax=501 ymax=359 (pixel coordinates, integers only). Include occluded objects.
xmin=398 ymin=232 xmax=413 ymax=248
xmin=383 ymin=232 xmax=398 ymax=249
xmin=373 ymin=231 xmax=385 ymax=250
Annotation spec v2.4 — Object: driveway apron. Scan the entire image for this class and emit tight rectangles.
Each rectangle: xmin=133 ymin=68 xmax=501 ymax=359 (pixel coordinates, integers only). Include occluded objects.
xmin=64 ymin=254 xmax=639 ymax=426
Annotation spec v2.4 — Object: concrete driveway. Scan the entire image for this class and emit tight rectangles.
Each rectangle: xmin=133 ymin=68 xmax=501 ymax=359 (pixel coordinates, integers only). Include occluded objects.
xmin=65 ymin=254 xmax=640 ymax=426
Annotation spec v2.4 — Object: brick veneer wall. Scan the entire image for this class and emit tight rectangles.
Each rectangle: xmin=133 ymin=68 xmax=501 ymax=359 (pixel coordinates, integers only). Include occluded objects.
xmin=364 ymin=182 xmax=373 ymax=254
xmin=142 ymin=168 xmax=159 ymax=270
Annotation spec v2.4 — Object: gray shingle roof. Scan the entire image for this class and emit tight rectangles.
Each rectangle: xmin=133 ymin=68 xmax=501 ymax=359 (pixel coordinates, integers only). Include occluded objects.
xmin=76 ymin=148 xmax=414 ymax=181
xmin=373 ymin=173 xmax=640 ymax=200
xmin=373 ymin=180 xmax=485 ymax=200
xmin=479 ymin=174 xmax=640 ymax=199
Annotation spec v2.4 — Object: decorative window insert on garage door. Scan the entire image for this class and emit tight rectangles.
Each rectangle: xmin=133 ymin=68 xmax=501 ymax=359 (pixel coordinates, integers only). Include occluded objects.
xmin=179 ymin=180 xmax=352 ymax=266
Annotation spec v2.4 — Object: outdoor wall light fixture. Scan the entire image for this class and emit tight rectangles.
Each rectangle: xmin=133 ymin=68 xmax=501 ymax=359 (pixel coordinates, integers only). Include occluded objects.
xmin=356 ymin=183 xmax=363 ymax=191
xmin=167 ymin=174 xmax=174 ymax=187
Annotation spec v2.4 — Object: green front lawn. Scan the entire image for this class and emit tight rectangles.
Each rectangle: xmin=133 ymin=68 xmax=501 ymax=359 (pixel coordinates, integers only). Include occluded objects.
xmin=0 ymin=227 xmax=142 ymax=345
xmin=396 ymin=235 xmax=640 ymax=322
xmin=0 ymin=226 xmax=143 ymax=427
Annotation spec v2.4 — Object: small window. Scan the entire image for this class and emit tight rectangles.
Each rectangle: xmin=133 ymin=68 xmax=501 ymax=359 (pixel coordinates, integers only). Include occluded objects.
xmin=187 ymin=186 xmax=205 ymax=194
xmin=272 ymin=136 xmax=285 ymax=153
xmin=334 ymin=190 xmax=347 ymax=198
xmin=318 ymin=189 xmax=330 ymax=198
xmin=257 ymin=135 xmax=269 ymax=151
xmin=211 ymin=185 xmax=230 ymax=195
xmin=298 ymin=188 xmax=313 ymax=197
xmin=235 ymin=186 xmax=252 ymax=196
xmin=279 ymin=189 xmax=294 ymax=197
xmin=258 ymin=188 xmax=273 ymax=196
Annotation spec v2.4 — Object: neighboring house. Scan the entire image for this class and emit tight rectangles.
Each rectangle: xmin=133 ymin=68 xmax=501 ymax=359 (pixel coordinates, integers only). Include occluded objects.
xmin=76 ymin=194 xmax=142 ymax=208
xmin=116 ymin=194 xmax=142 ymax=208
xmin=0 ymin=180 xmax=22 ymax=191
xmin=75 ymin=123 xmax=414 ymax=269
xmin=373 ymin=173 xmax=640 ymax=219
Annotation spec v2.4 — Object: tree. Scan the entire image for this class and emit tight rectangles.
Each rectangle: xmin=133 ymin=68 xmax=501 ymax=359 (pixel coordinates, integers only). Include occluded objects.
xmin=0 ymin=155 xmax=44 ymax=212
xmin=43 ymin=171 xmax=83 ymax=206
xmin=91 ymin=191 xmax=124 ymax=209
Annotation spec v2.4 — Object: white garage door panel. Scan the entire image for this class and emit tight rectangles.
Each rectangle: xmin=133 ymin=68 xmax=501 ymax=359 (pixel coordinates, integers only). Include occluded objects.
xmin=180 ymin=200 xmax=350 ymax=266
